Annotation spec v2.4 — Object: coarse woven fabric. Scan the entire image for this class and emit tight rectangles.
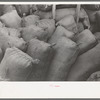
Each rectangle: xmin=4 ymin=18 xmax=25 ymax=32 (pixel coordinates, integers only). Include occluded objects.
xmin=0 ymin=47 xmax=39 ymax=81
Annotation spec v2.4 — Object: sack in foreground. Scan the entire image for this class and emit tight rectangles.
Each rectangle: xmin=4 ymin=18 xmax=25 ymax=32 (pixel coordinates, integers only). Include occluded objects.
xmin=27 ymin=38 xmax=54 ymax=81
xmin=67 ymin=43 xmax=100 ymax=81
xmin=47 ymin=37 xmax=79 ymax=81
xmin=0 ymin=47 xmax=39 ymax=81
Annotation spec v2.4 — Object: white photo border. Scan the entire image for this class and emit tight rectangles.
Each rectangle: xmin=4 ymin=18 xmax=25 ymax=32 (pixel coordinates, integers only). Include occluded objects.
xmin=0 ymin=1 xmax=100 ymax=99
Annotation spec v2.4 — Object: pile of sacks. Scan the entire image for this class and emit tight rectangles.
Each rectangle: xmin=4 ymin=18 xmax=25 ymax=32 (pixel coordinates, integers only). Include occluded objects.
xmin=0 ymin=4 xmax=100 ymax=81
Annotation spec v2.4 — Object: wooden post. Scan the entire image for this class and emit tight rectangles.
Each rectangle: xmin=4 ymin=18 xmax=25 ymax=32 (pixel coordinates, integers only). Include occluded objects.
xmin=52 ymin=4 xmax=56 ymax=20
xmin=76 ymin=4 xmax=81 ymax=24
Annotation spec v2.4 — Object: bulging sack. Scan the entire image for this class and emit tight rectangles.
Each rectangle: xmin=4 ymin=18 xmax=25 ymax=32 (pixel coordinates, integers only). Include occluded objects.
xmin=0 ymin=10 xmax=21 ymax=28
xmin=87 ymin=71 xmax=100 ymax=81
xmin=74 ymin=29 xmax=97 ymax=55
xmin=56 ymin=15 xmax=78 ymax=33
xmin=47 ymin=37 xmax=79 ymax=81
xmin=7 ymin=37 xmax=27 ymax=52
xmin=35 ymin=19 xmax=55 ymax=40
xmin=0 ymin=32 xmax=27 ymax=52
xmin=55 ymin=8 xmax=76 ymax=21
xmin=49 ymin=25 xmax=75 ymax=44
xmin=34 ymin=8 xmax=76 ymax=21
xmin=21 ymin=25 xmax=49 ymax=42
xmin=0 ymin=47 xmax=39 ymax=81
xmin=0 ymin=27 xmax=21 ymax=38
xmin=7 ymin=28 xmax=22 ymax=38
xmin=27 ymin=38 xmax=54 ymax=81
xmin=34 ymin=8 xmax=88 ymax=22
xmin=67 ymin=43 xmax=100 ymax=81
xmin=21 ymin=14 xmax=40 ymax=27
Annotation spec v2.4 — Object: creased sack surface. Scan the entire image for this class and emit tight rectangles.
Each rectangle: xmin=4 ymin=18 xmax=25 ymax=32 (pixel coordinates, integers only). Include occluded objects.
xmin=0 ymin=10 xmax=21 ymax=28
xmin=0 ymin=31 xmax=27 ymax=52
xmin=27 ymin=38 xmax=54 ymax=81
xmin=56 ymin=15 xmax=78 ymax=33
xmin=67 ymin=43 xmax=100 ymax=81
xmin=0 ymin=27 xmax=21 ymax=38
xmin=21 ymin=25 xmax=49 ymax=42
xmin=34 ymin=8 xmax=87 ymax=22
xmin=0 ymin=47 xmax=39 ymax=81
xmin=87 ymin=71 xmax=100 ymax=81
xmin=74 ymin=29 xmax=97 ymax=55
xmin=35 ymin=19 xmax=55 ymax=41
xmin=21 ymin=14 xmax=40 ymax=27
xmin=47 ymin=37 xmax=79 ymax=81
xmin=49 ymin=25 xmax=75 ymax=44
xmin=7 ymin=28 xmax=22 ymax=37
xmin=34 ymin=8 xmax=76 ymax=21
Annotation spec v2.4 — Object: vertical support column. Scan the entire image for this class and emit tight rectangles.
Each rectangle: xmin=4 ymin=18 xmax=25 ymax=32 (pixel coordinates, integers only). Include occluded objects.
xmin=52 ymin=4 xmax=56 ymax=20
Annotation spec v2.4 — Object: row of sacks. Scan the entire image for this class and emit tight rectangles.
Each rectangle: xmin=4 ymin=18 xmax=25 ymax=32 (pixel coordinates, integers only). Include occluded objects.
xmin=0 ymin=5 xmax=100 ymax=81
xmin=0 ymin=28 xmax=99 ymax=81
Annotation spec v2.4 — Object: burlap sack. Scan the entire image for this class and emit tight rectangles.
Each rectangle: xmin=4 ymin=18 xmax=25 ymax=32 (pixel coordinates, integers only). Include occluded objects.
xmin=21 ymin=25 xmax=49 ymax=42
xmin=0 ymin=27 xmax=21 ymax=38
xmin=67 ymin=43 xmax=100 ymax=81
xmin=21 ymin=14 xmax=40 ymax=27
xmin=47 ymin=37 xmax=79 ymax=81
xmin=49 ymin=25 xmax=75 ymax=44
xmin=0 ymin=47 xmax=39 ymax=81
xmin=0 ymin=10 xmax=21 ymax=28
xmin=74 ymin=29 xmax=97 ymax=55
xmin=35 ymin=19 xmax=55 ymax=41
xmin=56 ymin=15 xmax=78 ymax=33
xmin=0 ymin=32 xmax=27 ymax=52
xmin=27 ymin=38 xmax=54 ymax=81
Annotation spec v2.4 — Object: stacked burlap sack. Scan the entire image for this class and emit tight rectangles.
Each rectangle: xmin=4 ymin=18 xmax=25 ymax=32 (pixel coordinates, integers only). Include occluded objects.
xmin=0 ymin=4 xmax=100 ymax=81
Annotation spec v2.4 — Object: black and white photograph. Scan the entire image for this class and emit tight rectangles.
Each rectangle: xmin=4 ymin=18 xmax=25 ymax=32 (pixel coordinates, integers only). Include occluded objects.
xmin=0 ymin=3 xmax=100 ymax=82
xmin=0 ymin=0 xmax=100 ymax=98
